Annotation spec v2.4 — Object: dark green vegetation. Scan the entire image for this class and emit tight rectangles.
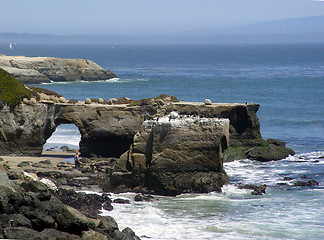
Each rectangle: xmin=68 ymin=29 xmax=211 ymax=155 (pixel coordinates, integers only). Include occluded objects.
xmin=0 ymin=68 xmax=31 ymax=108
xmin=0 ymin=69 xmax=63 ymax=109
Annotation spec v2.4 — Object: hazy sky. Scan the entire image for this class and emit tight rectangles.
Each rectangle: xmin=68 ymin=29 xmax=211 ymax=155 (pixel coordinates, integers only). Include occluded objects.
xmin=1 ymin=0 xmax=324 ymax=35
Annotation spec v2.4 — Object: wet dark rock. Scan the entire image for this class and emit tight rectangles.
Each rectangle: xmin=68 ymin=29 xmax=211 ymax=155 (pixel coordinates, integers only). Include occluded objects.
xmin=245 ymin=139 xmax=295 ymax=162
xmin=41 ymin=228 xmax=80 ymax=239
xmin=36 ymin=170 xmax=65 ymax=179
xmin=90 ymin=159 xmax=117 ymax=173
xmin=8 ymin=214 xmax=32 ymax=228
xmin=19 ymin=206 xmax=56 ymax=231
xmin=21 ymin=180 xmax=48 ymax=193
xmin=121 ymin=227 xmax=141 ymax=240
xmin=31 ymin=162 xmax=43 ymax=168
xmin=239 ymin=184 xmax=267 ymax=195
xmin=39 ymin=159 xmax=52 ymax=165
xmin=294 ymin=180 xmax=319 ymax=187
xmin=102 ymin=202 xmax=114 ymax=211
xmin=134 ymin=194 xmax=155 ymax=202
xmin=64 ymin=175 xmax=99 ymax=189
xmin=277 ymin=183 xmax=289 ymax=186
xmin=7 ymin=171 xmax=19 ymax=180
xmin=97 ymin=216 xmax=119 ymax=236
xmin=21 ymin=192 xmax=41 ymax=207
xmin=55 ymin=188 xmax=113 ymax=218
xmin=17 ymin=161 xmax=31 ymax=167
xmin=3 ymin=227 xmax=41 ymax=240
xmin=283 ymin=177 xmax=294 ymax=181
xmin=251 ymin=185 xmax=267 ymax=195
xmin=113 ymin=198 xmax=130 ymax=204
xmin=55 ymin=205 xmax=96 ymax=235
xmin=0 ymin=186 xmax=24 ymax=214
xmin=82 ymin=229 xmax=109 ymax=239
xmin=60 ymin=145 xmax=70 ymax=151
xmin=37 ymin=192 xmax=52 ymax=201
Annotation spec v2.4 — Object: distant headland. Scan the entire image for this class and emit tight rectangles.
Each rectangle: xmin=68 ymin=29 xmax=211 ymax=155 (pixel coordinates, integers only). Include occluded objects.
xmin=0 ymin=54 xmax=117 ymax=84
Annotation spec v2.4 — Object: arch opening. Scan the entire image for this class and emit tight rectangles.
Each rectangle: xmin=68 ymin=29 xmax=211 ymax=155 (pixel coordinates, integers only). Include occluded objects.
xmin=43 ymin=124 xmax=81 ymax=153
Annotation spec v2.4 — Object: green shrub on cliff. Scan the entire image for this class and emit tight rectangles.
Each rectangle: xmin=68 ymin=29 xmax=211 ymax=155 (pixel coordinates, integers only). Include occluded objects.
xmin=0 ymin=68 xmax=31 ymax=108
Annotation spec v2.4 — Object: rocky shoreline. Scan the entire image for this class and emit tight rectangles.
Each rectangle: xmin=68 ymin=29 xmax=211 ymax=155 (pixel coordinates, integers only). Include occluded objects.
xmin=0 ymin=68 xmax=295 ymax=195
xmin=0 ymin=55 xmax=117 ymax=84
xmin=0 ymin=155 xmax=143 ymax=240
xmin=0 ymin=68 xmax=299 ymax=238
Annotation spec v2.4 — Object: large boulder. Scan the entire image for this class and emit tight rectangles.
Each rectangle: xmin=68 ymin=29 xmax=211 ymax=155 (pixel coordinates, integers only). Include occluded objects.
xmin=2 ymin=227 xmax=43 ymax=240
xmin=54 ymin=205 xmax=96 ymax=235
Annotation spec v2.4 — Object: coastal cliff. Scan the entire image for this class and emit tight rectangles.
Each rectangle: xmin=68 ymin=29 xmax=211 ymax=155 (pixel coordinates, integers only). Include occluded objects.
xmin=0 ymin=55 xmax=117 ymax=84
xmin=0 ymin=69 xmax=294 ymax=194
xmin=0 ymin=97 xmax=294 ymax=194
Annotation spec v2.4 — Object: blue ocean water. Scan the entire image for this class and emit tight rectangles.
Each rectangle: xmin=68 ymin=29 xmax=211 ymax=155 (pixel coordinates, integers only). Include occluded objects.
xmin=1 ymin=43 xmax=323 ymax=239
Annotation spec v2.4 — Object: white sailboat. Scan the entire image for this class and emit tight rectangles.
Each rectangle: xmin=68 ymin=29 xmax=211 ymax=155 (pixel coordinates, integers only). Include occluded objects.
xmin=9 ymin=42 xmax=13 ymax=49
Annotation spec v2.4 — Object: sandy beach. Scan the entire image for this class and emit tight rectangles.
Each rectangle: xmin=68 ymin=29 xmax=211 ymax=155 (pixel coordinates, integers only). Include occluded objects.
xmin=0 ymin=150 xmax=77 ymax=174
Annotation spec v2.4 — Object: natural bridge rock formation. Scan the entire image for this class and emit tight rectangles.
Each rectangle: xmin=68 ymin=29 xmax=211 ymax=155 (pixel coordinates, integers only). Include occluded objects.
xmin=0 ymin=55 xmax=117 ymax=84
xmin=0 ymin=97 xmax=294 ymax=194
xmin=0 ymin=69 xmax=295 ymax=195
xmin=0 ymin=100 xmax=263 ymax=158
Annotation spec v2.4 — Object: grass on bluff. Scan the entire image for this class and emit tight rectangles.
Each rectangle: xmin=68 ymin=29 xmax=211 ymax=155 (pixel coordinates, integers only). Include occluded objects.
xmin=0 ymin=68 xmax=32 ymax=108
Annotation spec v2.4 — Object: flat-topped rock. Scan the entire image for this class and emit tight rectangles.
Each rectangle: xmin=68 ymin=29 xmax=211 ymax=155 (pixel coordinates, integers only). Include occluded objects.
xmin=0 ymin=55 xmax=117 ymax=84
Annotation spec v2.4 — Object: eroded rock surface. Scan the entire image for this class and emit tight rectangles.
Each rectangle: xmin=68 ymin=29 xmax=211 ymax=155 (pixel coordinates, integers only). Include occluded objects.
xmin=110 ymin=115 xmax=230 ymax=195
xmin=0 ymin=99 xmax=292 ymax=161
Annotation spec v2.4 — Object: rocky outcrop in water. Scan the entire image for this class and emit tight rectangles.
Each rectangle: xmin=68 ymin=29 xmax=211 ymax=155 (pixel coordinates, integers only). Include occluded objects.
xmin=0 ymin=96 xmax=296 ymax=196
xmin=110 ymin=115 xmax=230 ymax=195
xmin=0 ymin=100 xmax=260 ymax=157
xmin=0 ymin=70 xmax=295 ymax=194
xmin=0 ymin=55 xmax=117 ymax=84
xmin=0 ymin=95 xmax=294 ymax=161
xmin=245 ymin=138 xmax=295 ymax=162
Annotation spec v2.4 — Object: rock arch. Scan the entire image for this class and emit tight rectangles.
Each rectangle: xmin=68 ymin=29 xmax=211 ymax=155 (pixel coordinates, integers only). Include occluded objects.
xmin=0 ymin=101 xmax=264 ymax=158
xmin=43 ymin=123 xmax=81 ymax=152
